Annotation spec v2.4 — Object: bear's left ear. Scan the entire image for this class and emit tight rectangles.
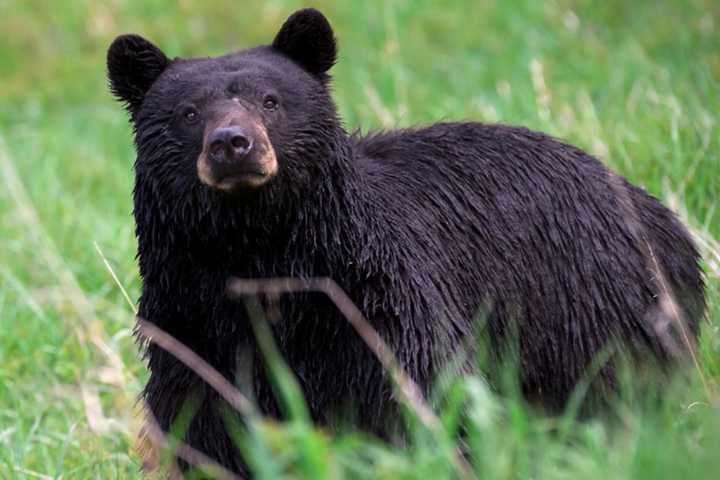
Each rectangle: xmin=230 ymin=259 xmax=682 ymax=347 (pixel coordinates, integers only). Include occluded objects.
xmin=107 ymin=34 xmax=170 ymax=115
xmin=272 ymin=8 xmax=337 ymax=79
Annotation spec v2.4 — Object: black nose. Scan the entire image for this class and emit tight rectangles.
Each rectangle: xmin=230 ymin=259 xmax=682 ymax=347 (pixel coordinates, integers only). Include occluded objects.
xmin=208 ymin=126 xmax=253 ymax=164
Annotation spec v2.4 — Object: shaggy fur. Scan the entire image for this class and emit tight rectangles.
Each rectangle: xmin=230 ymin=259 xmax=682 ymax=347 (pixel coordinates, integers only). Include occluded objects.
xmin=108 ymin=8 xmax=704 ymax=475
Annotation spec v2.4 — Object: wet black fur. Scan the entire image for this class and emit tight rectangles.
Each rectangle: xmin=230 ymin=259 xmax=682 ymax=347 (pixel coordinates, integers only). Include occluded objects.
xmin=108 ymin=8 xmax=704 ymax=475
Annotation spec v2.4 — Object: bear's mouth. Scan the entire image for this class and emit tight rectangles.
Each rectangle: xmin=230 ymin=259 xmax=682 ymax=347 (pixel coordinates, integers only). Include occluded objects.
xmin=215 ymin=170 xmax=274 ymax=191
xmin=198 ymin=156 xmax=277 ymax=192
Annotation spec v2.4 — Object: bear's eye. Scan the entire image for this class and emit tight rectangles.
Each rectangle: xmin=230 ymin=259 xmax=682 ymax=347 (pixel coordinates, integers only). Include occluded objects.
xmin=262 ymin=95 xmax=279 ymax=111
xmin=182 ymin=107 xmax=199 ymax=124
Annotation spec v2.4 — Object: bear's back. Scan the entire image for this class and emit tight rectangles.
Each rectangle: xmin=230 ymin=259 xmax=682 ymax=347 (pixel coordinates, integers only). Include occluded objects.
xmin=352 ymin=122 xmax=703 ymax=405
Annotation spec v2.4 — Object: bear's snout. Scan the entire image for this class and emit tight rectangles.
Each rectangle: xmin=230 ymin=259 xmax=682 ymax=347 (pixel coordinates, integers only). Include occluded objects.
xmin=208 ymin=126 xmax=253 ymax=164
xmin=197 ymin=111 xmax=277 ymax=193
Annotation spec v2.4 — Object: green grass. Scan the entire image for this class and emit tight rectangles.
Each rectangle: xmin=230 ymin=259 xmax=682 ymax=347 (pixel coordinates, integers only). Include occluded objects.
xmin=0 ymin=0 xmax=718 ymax=478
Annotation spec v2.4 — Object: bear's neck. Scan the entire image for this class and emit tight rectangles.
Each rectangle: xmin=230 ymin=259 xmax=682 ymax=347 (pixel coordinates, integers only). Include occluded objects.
xmin=247 ymin=135 xmax=371 ymax=277
xmin=281 ymin=138 xmax=371 ymax=275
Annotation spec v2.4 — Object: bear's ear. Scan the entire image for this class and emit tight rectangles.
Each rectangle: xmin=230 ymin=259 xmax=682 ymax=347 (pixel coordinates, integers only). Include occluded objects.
xmin=107 ymin=34 xmax=170 ymax=114
xmin=272 ymin=8 xmax=337 ymax=79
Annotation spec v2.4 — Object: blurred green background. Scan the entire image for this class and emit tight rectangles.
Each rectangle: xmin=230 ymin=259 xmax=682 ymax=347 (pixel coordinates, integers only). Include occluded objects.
xmin=0 ymin=0 xmax=718 ymax=478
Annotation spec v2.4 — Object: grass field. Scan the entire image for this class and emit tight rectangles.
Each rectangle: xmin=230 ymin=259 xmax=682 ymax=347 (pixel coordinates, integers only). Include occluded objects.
xmin=1 ymin=0 xmax=718 ymax=478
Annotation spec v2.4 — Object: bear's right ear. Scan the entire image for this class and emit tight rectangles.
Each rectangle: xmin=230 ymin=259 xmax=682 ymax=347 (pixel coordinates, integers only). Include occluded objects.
xmin=107 ymin=34 xmax=170 ymax=115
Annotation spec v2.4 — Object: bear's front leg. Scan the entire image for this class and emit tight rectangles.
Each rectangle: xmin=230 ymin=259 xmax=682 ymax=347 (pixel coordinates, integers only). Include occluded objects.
xmin=142 ymin=344 xmax=250 ymax=476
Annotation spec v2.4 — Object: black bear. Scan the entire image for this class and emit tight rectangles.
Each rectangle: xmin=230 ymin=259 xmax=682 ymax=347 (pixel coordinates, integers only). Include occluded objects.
xmin=107 ymin=7 xmax=704 ymax=475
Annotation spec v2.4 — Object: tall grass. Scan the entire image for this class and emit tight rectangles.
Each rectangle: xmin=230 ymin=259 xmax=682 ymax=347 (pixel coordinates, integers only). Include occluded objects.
xmin=0 ymin=0 xmax=717 ymax=478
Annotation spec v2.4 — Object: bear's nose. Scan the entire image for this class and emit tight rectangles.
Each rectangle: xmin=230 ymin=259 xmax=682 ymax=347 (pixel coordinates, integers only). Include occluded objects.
xmin=208 ymin=126 xmax=253 ymax=164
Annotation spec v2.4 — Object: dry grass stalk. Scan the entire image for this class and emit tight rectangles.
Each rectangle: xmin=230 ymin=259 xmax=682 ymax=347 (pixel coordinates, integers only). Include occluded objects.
xmin=137 ymin=320 xmax=255 ymax=416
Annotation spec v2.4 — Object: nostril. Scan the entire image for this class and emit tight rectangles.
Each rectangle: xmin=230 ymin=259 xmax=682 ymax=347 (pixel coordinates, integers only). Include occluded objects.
xmin=209 ymin=139 xmax=226 ymax=160
xmin=230 ymin=134 xmax=251 ymax=152
xmin=210 ymin=139 xmax=225 ymax=153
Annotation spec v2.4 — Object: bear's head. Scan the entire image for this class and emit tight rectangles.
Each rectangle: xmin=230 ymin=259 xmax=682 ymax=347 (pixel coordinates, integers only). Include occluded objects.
xmin=107 ymin=8 xmax=340 ymax=203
